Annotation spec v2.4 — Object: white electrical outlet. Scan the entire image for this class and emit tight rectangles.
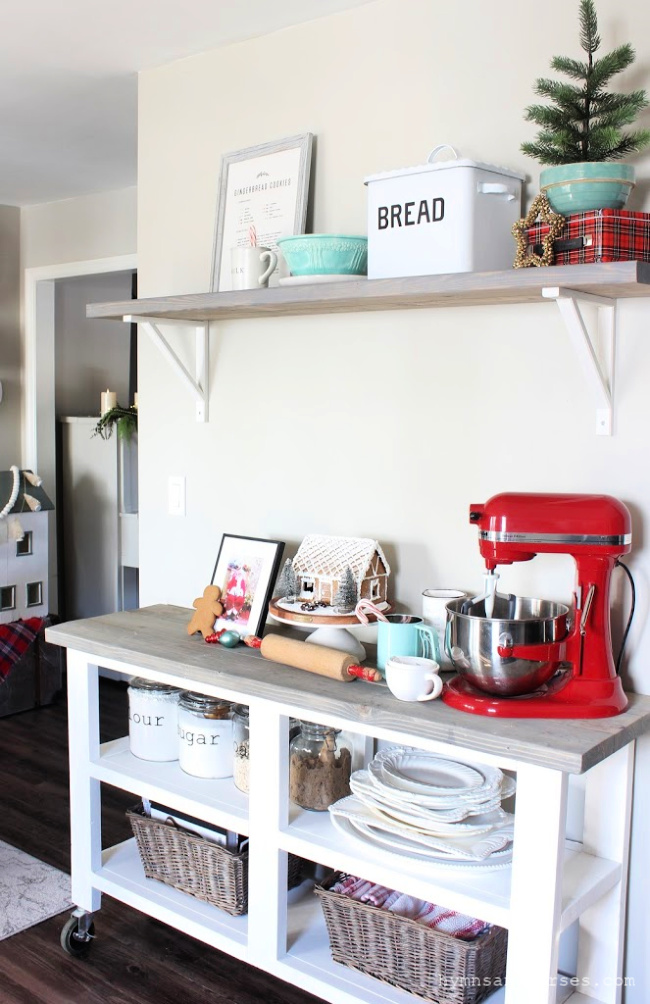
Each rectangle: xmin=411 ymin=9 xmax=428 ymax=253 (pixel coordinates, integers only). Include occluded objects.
xmin=168 ymin=476 xmax=186 ymax=516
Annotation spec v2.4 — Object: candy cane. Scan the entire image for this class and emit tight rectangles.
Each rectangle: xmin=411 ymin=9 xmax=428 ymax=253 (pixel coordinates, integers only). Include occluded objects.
xmin=249 ymin=225 xmax=257 ymax=247
xmin=355 ymin=599 xmax=389 ymax=625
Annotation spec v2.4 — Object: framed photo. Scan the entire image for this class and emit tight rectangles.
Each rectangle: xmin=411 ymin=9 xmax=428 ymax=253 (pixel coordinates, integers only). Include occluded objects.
xmin=210 ymin=534 xmax=285 ymax=638
xmin=211 ymin=133 xmax=313 ymax=292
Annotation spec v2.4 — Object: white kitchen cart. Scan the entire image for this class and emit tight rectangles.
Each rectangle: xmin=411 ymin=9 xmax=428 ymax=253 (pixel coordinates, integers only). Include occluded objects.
xmin=47 ymin=606 xmax=650 ymax=1004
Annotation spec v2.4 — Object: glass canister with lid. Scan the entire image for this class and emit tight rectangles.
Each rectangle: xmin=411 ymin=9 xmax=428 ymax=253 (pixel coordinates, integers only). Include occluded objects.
xmin=232 ymin=704 xmax=250 ymax=793
xmin=289 ymin=721 xmax=352 ymax=811
xmin=177 ymin=692 xmax=233 ymax=778
xmin=232 ymin=709 xmax=302 ymax=795
xmin=127 ymin=677 xmax=183 ymax=761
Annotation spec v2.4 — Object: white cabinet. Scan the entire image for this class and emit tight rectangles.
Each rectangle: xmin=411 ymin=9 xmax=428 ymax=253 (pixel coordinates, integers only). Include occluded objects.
xmin=58 ymin=416 xmax=138 ymax=619
xmin=47 ymin=606 xmax=650 ymax=1004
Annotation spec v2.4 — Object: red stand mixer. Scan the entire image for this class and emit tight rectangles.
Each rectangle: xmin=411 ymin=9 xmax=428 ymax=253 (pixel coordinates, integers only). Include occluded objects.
xmin=442 ymin=492 xmax=631 ymax=718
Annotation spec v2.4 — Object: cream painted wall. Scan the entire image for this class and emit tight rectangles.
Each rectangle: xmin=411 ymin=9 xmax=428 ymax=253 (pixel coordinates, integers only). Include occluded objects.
xmin=136 ymin=0 xmax=650 ymax=994
xmin=21 ymin=187 xmax=137 ymax=269
xmin=19 ymin=186 xmax=137 ymax=488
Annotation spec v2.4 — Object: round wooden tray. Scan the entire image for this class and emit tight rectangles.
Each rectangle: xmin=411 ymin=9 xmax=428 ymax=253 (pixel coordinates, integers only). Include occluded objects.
xmin=267 ymin=597 xmax=392 ymax=628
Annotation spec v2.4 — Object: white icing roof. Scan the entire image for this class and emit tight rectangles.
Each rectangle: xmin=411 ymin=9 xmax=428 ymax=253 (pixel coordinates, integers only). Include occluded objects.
xmin=292 ymin=534 xmax=390 ymax=585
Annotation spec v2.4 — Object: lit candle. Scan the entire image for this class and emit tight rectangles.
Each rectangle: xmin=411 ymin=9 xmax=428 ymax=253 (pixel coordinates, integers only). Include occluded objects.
xmin=101 ymin=389 xmax=117 ymax=416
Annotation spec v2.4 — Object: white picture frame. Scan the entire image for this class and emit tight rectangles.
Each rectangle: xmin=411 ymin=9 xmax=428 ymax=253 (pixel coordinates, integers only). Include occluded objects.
xmin=210 ymin=133 xmax=313 ymax=292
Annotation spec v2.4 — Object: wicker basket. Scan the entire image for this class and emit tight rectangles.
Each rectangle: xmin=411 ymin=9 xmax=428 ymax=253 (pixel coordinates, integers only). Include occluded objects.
xmin=287 ymin=851 xmax=305 ymax=890
xmin=127 ymin=805 xmax=248 ymax=916
xmin=314 ymin=874 xmax=508 ymax=1004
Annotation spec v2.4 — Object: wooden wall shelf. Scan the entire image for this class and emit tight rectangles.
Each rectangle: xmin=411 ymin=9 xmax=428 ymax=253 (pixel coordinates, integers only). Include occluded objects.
xmin=86 ymin=260 xmax=650 ymax=323
xmin=86 ymin=260 xmax=650 ymax=432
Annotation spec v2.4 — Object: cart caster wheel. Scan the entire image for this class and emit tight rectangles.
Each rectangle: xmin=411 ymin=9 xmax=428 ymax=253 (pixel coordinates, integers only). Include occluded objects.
xmin=60 ymin=915 xmax=95 ymax=957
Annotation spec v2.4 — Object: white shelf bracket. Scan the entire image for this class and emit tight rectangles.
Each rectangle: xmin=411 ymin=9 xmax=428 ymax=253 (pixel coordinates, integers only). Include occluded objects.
xmin=541 ymin=287 xmax=616 ymax=436
xmin=125 ymin=315 xmax=209 ymax=422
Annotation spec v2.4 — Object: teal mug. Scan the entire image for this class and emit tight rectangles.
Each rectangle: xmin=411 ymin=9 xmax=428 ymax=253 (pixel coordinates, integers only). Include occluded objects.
xmin=376 ymin=615 xmax=440 ymax=671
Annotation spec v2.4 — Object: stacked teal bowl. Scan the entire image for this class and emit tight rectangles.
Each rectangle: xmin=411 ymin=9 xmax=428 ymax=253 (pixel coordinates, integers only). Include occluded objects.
xmin=540 ymin=162 xmax=635 ymax=214
xmin=276 ymin=234 xmax=368 ymax=276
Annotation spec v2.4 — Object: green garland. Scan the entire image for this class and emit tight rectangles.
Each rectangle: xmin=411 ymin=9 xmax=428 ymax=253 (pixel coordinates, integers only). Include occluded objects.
xmin=92 ymin=406 xmax=138 ymax=442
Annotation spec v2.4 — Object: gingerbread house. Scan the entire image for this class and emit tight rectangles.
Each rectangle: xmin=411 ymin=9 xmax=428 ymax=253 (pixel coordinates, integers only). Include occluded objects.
xmin=292 ymin=535 xmax=390 ymax=606
xmin=0 ymin=468 xmax=62 ymax=717
xmin=0 ymin=468 xmax=54 ymax=625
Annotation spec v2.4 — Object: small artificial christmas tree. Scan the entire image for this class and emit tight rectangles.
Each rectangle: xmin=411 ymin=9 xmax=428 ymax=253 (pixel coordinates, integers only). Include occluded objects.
xmin=334 ymin=566 xmax=357 ymax=612
xmin=276 ymin=558 xmax=298 ymax=601
xmin=521 ymin=0 xmax=650 ymax=164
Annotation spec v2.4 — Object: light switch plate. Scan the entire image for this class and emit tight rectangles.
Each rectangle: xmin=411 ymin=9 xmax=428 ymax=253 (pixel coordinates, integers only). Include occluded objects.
xmin=168 ymin=476 xmax=185 ymax=516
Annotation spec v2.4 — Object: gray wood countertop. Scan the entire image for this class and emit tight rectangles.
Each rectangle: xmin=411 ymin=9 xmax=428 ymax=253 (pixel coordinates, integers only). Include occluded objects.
xmin=47 ymin=604 xmax=650 ymax=775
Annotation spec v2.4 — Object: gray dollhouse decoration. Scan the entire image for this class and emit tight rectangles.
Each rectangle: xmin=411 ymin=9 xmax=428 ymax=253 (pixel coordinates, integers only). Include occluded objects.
xmin=291 ymin=534 xmax=390 ymax=606
xmin=0 ymin=467 xmax=54 ymax=625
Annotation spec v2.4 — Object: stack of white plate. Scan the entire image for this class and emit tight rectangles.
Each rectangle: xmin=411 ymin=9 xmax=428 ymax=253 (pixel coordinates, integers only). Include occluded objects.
xmin=329 ymin=746 xmax=516 ymax=868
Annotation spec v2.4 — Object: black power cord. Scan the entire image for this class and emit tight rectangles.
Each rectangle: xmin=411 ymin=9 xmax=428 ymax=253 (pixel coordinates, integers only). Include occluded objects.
xmin=615 ymin=560 xmax=636 ymax=675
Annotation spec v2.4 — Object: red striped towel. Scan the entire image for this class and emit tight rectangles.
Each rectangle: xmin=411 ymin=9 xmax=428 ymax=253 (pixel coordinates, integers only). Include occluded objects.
xmin=330 ymin=875 xmax=489 ymax=940
xmin=0 ymin=618 xmax=43 ymax=680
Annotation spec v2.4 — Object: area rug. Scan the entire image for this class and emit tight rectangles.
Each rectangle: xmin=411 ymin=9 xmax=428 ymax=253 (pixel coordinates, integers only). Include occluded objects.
xmin=0 ymin=839 xmax=72 ymax=940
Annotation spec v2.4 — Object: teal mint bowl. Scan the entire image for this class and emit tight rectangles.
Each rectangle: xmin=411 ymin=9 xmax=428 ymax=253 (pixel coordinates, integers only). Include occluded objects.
xmin=276 ymin=234 xmax=368 ymax=276
xmin=540 ymin=162 xmax=635 ymax=214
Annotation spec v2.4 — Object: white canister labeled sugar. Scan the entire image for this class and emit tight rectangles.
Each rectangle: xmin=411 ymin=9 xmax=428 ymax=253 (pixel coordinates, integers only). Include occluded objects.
xmin=177 ymin=692 xmax=234 ymax=779
xmin=128 ymin=678 xmax=182 ymax=762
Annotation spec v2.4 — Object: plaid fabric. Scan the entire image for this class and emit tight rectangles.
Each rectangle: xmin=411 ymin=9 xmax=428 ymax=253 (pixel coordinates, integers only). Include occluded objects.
xmin=525 ymin=209 xmax=650 ymax=265
xmin=0 ymin=617 xmax=43 ymax=680
xmin=330 ymin=875 xmax=489 ymax=940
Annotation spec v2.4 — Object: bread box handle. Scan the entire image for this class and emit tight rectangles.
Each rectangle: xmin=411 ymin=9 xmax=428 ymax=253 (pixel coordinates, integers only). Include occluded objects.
xmin=478 ymin=181 xmax=518 ymax=201
xmin=427 ymin=144 xmax=459 ymax=163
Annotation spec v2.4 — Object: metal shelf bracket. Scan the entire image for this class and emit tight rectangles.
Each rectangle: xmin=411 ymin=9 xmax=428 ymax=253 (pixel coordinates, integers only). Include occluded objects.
xmin=124 ymin=315 xmax=209 ymax=422
xmin=541 ymin=286 xmax=616 ymax=436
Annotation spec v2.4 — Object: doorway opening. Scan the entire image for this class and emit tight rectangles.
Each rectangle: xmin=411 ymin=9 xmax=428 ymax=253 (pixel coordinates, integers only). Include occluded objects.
xmin=24 ymin=254 xmax=138 ymax=620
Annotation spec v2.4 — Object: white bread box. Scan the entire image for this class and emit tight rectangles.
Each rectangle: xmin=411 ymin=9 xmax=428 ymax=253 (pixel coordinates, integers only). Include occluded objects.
xmin=364 ymin=146 xmax=524 ymax=279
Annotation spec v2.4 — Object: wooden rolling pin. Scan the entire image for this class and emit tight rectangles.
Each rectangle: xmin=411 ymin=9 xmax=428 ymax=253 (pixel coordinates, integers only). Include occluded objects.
xmin=260 ymin=634 xmax=381 ymax=682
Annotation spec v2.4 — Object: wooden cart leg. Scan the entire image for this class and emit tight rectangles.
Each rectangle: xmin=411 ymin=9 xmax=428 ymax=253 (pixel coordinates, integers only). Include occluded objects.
xmin=574 ymin=743 xmax=635 ymax=1003
xmin=505 ymin=763 xmax=568 ymax=1004
xmin=247 ymin=702 xmax=289 ymax=971
xmin=66 ymin=651 xmax=102 ymax=913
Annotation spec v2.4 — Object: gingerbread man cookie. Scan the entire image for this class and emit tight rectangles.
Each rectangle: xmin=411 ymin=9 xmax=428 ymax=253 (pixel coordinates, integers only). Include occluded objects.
xmin=187 ymin=585 xmax=224 ymax=639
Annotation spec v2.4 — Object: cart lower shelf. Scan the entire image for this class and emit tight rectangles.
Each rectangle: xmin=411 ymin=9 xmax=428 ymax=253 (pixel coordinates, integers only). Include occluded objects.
xmin=96 ymin=838 xmax=248 ymax=955
xmin=84 ymin=839 xmax=612 ymax=1004
xmin=88 ymin=838 xmax=509 ymax=1004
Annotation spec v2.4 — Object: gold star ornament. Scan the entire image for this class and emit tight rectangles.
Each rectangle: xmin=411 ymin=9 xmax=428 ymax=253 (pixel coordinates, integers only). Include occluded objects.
xmin=512 ymin=193 xmax=566 ymax=268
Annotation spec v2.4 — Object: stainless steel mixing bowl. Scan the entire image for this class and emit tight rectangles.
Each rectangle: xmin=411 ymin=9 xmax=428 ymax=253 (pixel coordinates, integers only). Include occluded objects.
xmin=445 ymin=595 xmax=570 ymax=697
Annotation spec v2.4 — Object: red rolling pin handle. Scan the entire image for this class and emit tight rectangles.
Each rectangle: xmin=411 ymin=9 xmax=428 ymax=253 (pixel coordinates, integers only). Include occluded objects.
xmin=348 ymin=664 xmax=382 ymax=682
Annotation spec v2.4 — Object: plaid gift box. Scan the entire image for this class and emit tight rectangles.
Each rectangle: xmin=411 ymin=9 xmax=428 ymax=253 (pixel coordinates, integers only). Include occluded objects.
xmin=525 ymin=209 xmax=650 ymax=265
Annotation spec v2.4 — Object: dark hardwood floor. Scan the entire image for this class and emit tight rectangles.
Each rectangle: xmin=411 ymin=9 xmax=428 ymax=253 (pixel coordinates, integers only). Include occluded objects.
xmin=0 ymin=676 xmax=323 ymax=1004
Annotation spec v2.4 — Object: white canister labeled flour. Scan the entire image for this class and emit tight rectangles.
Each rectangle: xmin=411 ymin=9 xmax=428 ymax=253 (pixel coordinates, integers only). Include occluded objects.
xmin=177 ymin=692 xmax=233 ymax=779
xmin=128 ymin=678 xmax=183 ymax=762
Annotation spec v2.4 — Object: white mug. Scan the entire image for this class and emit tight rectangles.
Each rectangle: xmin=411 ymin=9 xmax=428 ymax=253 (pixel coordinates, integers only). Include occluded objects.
xmin=384 ymin=655 xmax=443 ymax=702
xmin=230 ymin=246 xmax=278 ymax=290
xmin=422 ymin=589 xmax=467 ymax=669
